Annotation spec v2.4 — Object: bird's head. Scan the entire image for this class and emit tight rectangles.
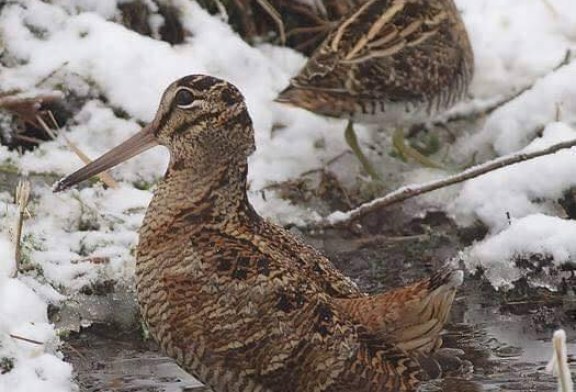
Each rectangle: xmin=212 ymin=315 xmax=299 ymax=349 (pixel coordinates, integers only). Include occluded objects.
xmin=54 ymin=75 xmax=254 ymax=192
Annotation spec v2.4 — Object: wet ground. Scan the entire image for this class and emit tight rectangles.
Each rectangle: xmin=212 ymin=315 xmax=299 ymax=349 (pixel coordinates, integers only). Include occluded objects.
xmin=59 ymin=205 xmax=576 ymax=392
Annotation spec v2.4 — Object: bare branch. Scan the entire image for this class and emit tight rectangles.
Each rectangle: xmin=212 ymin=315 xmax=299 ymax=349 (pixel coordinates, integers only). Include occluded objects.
xmin=9 ymin=334 xmax=44 ymax=346
xmin=254 ymin=0 xmax=286 ymax=45
xmin=0 ymin=93 xmax=62 ymax=128
xmin=315 ymin=137 xmax=576 ymax=228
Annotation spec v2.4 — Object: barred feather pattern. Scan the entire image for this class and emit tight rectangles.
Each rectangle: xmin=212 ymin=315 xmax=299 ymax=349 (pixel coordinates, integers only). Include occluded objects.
xmin=277 ymin=0 xmax=474 ymax=124
xmin=114 ymin=75 xmax=463 ymax=392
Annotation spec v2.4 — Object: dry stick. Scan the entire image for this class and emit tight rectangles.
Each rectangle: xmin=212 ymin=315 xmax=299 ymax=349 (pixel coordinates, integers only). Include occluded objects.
xmin=232 ymin=0 xmax=257 ymax=40
xmin=36 ymin=113 xmax=118 ymax=189
xmin=12 ymin=134 xmax=47 ymax=145
xmin=319 ymin=138 xmax=576 ymax=228
xmin=0 ymin=93 xmax=62 ymax=129
xmin=285 ymin=23 xmax=333 ymax=39
xmin=9 ymin=333 xmax=44 ymax=346
xmin=12 ymin=180 xmax=31 ymax=278
xmin=254 ymin=0 xmax=286 ymax=44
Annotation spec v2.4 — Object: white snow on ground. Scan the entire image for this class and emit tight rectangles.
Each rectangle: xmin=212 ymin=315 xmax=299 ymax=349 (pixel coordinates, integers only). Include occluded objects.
xmin=0 ymin=275 xmax=74 ymax=392
xmin=465 ymin=214 xmax=576 ymax=289
xmin=1 ymin=0 xmax=576 ymax=389
xmin=452 ymin=122 xmax=576 ymax=230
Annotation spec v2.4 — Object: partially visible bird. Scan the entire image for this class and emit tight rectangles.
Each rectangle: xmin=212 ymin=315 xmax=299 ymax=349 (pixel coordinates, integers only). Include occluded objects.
xmin=55 ymin=75 xmax=463 ymax=391
xmin=277 ymin=0 xmax=474 ymax=178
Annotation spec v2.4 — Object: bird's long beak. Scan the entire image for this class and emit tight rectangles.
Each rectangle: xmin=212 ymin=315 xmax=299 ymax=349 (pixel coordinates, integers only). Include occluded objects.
xmin=53 ymin=121 xmax=159 ymax=192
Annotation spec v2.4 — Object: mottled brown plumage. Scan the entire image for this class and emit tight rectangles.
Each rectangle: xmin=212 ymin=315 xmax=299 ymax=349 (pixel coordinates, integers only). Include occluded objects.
xmin=277 ymin=0 xmax=474 ymax=124
xmin=55 ymin=75 xmax=463 ymax=392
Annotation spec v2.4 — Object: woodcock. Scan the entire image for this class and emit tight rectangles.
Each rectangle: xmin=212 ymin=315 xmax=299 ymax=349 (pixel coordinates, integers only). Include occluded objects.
xmin=55 ymin=75 xmax=463 ymax=392
xmin=276 ymin=0 xmax=474 ymax=176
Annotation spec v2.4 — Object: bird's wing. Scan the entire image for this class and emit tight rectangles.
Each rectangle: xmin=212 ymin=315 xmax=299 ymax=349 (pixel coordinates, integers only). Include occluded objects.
xmin=333 ymin=268 xmax=463 ymax=354
xmin=326 ymin=0 xmax=450 ymax=65
xmin=161 ymin=267 xmax=424 ymax=391
xmin=285 ymin=0 xmax=470 ymax=103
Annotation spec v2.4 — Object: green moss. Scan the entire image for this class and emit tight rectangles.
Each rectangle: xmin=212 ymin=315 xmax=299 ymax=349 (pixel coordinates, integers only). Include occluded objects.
xmin=17 ymin=233 xmax=46 ymax=275
xmin=132 ymin=179 xmax=153 ymax=191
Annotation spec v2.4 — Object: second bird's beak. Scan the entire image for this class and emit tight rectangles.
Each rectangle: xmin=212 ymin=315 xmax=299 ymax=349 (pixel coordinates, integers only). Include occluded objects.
xmin=53 ymin=120 xmax=160 ymax=193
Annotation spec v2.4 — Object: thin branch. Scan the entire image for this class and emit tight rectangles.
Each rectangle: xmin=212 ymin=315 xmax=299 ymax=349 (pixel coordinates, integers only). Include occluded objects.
xmin=0 ymin=92 xmax=62 ymax=128
xmin=314 ymin=137 xmax=576 ymax=228
xmin=12 ymin=134 xmax=46 ymax=145
xmin=285 ymin=23 xmax=333 ymax=39
xmin=9 ymin=334 xmax=44 ymax=345
xmin=254 ymin=0 xmax=286 ymax=44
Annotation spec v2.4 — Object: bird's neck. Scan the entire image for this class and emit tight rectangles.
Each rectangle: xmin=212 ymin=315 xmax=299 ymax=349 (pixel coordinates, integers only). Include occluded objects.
xmin=140 ymin=159 xmax=256 ymax=239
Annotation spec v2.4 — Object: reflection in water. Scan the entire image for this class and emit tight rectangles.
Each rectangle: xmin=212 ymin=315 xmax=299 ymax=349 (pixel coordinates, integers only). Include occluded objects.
xmin=63 ymin=324 xmax=205 ymax=392
xmin=417 ymin=286 xmax=575 ymax=392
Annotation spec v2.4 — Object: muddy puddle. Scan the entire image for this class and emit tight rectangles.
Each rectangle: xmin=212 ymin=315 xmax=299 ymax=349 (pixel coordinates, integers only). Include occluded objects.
xmin=60 ymin=208 xmax=576 ymax=391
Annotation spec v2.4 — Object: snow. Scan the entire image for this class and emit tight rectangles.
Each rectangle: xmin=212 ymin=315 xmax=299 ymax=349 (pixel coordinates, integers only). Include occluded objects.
xmin=452 ymin=122 xmax=576 ymax=231
xmin=465 ymin=214 xmax=576 ymax=289
xmin=1 ymin=0 xmax=576 ymax=389
xmin=0 ymin=278 xmax=74 ymax=392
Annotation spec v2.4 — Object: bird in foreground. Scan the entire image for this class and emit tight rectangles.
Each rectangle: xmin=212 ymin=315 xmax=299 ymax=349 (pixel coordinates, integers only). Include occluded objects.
xmin=277 ymin=0 xmax=474 ymax=178
xmin=55 ymin=75 xmax=463 ymax=391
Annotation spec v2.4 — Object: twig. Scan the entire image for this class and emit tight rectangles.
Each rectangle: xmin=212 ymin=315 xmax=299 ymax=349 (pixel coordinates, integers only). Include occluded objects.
xmin=314 ymin=137 xmax=576 ymax=228
xmin=438 ymin=50 xmax=573 ymax=126
xmin=299 ymin=150 xmax=350 ymax=177
xmin=9 ymin=333 xmax=44 ymax=345
xmin=231 ymin=0 xmax=257 ymax=40
xmin=285 ymin=23 xmax=333 ymax=39
xmin=36 ymin=113 xmax=118 ymax=189
xmin=254 ymin=0 xmax=286 ymax=44
xmin=12 ymin=134 xmax=46 ymax=145
xmin=0 ymin=93 xmax=62 ymax=127
xmin=12 ymin=180 xmax=31 ymax=278
xmin=34 ymin=62 xmax=69 ymax=88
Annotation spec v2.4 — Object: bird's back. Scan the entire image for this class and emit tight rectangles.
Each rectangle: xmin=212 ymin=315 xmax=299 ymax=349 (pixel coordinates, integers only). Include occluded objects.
xmin=136 ymin=200 xmax=425 ymax=391
xmin=277 ymin=0 xmax=474 ymax=123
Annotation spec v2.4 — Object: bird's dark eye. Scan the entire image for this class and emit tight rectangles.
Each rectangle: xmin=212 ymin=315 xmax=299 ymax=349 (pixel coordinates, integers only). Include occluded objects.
xmin=175 ymin=89 xmax=195 ymax=108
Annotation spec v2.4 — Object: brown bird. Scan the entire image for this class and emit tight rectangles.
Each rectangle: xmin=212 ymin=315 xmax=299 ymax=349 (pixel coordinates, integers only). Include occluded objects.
xmin=55 ymin=75 xmax=463 ymax=391
xmin=276 ymin=0 xmax=474 ymax=177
